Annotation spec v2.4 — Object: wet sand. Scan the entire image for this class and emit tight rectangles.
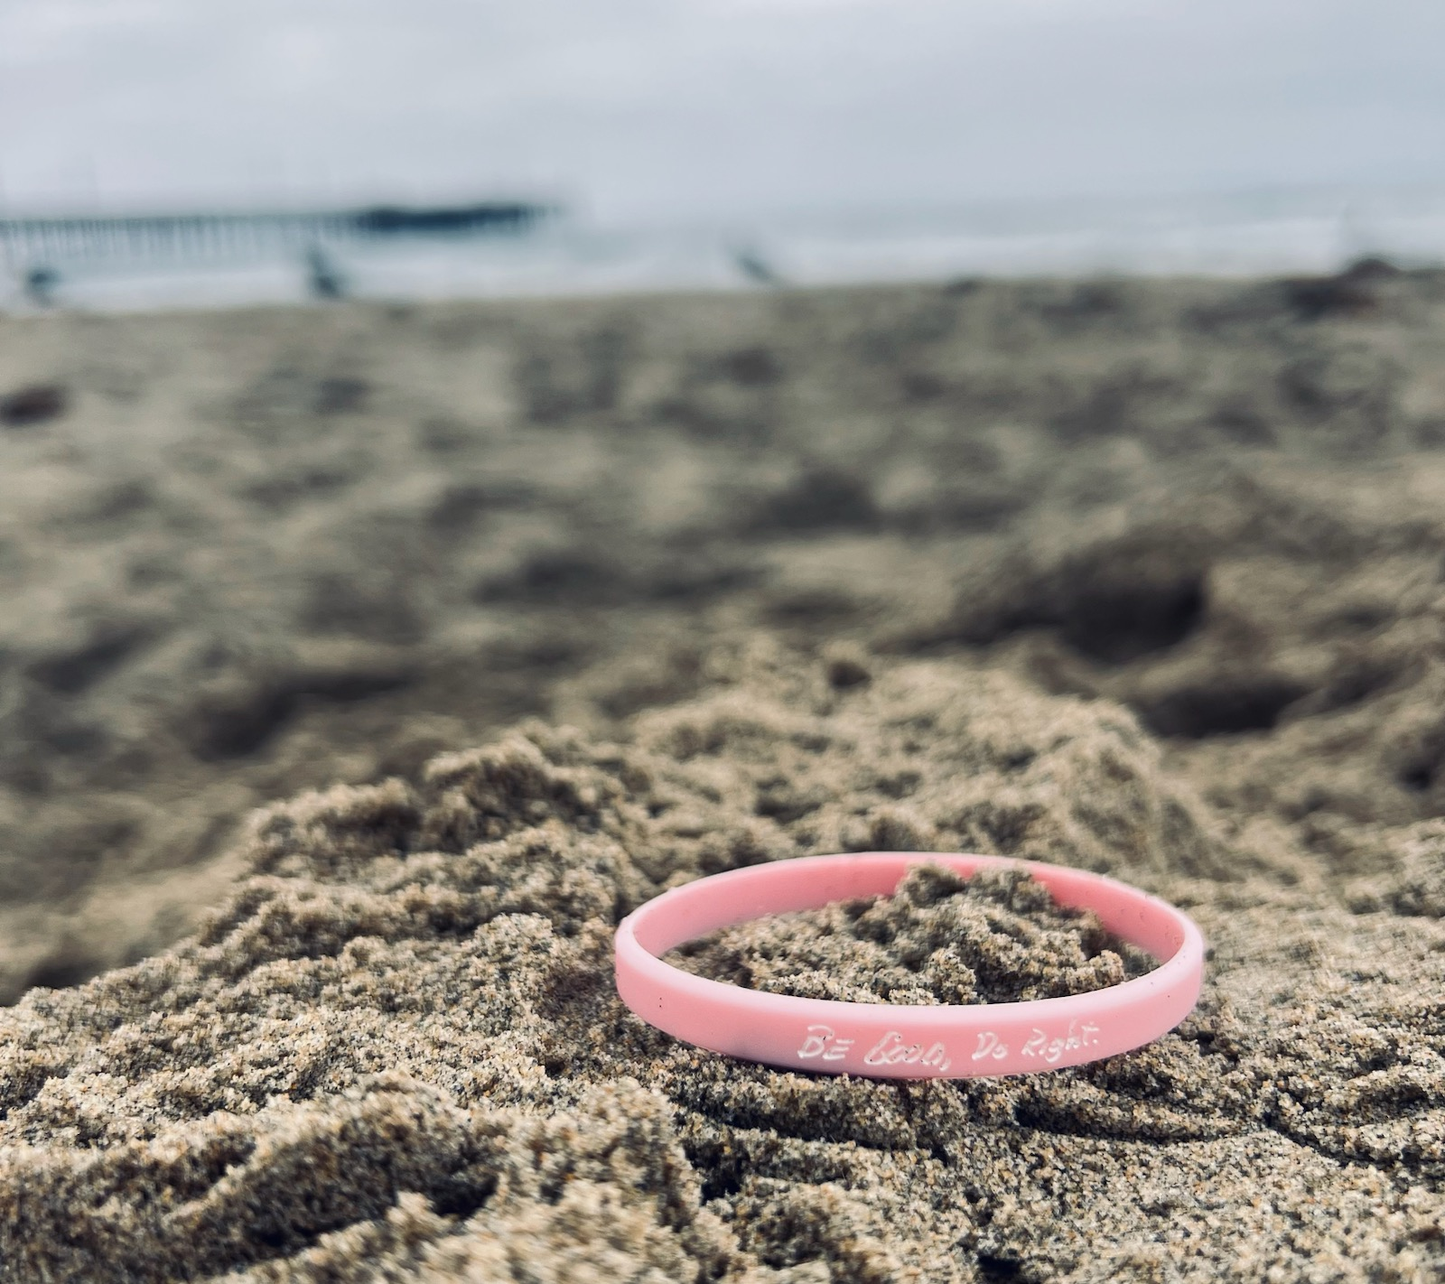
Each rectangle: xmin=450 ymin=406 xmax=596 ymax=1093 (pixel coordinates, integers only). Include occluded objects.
xmin=0 ymin=267 xmax=1442 ymax=1279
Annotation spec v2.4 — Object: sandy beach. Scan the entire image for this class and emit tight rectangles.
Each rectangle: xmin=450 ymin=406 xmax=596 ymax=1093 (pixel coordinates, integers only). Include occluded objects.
xmin=0 ymin=268 xmax=1442 ymax=1280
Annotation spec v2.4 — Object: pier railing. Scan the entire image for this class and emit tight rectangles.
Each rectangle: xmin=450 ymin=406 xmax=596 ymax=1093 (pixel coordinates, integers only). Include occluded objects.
xmin=0 ymin=201 xmax=555 ymax=266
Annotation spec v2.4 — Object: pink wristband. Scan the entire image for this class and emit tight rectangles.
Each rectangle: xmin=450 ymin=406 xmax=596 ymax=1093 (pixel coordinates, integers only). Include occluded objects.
xmin=614 ymin=852 xmax=1205 ymax=1078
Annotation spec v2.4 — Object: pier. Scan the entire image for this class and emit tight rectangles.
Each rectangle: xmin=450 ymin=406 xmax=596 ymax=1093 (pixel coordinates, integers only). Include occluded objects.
xmin=0 ymin=200 xmax=555 ymax=268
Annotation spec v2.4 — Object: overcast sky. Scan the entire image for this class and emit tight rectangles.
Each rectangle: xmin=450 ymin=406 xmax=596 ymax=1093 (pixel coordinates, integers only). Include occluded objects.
xmin=2 ymin=0 xmax=1443 ymax=223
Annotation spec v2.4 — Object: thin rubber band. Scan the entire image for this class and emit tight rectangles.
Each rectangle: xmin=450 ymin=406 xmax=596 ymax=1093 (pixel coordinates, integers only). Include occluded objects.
xmin=614 ymin=852 xmax=1205 ymax=1079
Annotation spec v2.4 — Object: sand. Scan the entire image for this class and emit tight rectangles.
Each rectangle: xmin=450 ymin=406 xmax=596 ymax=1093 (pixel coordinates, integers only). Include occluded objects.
xmin=668 ymin=862 xmax=1160 ymax=1006
xmin=0 ymin=267 xmax=1442 ymax=1280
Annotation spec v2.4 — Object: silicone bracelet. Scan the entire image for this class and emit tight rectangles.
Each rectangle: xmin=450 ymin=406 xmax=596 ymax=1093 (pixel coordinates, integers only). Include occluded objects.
xmin=614 ymin=852 xmax=1205 ymax=1078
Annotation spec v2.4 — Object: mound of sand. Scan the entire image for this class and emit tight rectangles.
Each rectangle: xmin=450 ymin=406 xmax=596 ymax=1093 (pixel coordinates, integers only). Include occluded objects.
xmin=671 ymin=862 xmax=1160 ymax=1007
xmin=0 ymin=648 xmax=1439 ymax=1281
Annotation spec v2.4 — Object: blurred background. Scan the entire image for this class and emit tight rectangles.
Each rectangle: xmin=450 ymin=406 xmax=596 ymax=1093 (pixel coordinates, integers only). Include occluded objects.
xmin=2 ymin=0 xmax=1445 ymax=1003
xmin=4 ymin=0 xmax=1445 ymax=307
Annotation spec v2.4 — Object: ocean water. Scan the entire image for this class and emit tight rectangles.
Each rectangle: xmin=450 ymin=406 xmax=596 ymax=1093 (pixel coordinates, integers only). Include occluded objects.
xmin=4 ymin=187 xmax=1445 ymax=313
